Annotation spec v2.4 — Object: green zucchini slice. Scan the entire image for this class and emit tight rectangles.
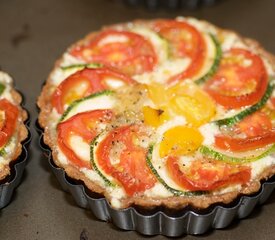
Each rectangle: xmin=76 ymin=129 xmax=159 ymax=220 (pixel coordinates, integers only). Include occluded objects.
xmin=195 ymin=34 xmax=222 ymax=85
xmin=199 ymin=144 xmax=275 ymax=164
xmin=90 ymin=135 xmax=116 ymax=187
xmin=60 ymin=63 xmax=103 ymax=71
xmin=146 ymin=145 xmax=206 ymax=196
xmin=59 ymin=90 xmax=115 ymax=122
xmin=214 ymin=82 xmax=274 ymax=127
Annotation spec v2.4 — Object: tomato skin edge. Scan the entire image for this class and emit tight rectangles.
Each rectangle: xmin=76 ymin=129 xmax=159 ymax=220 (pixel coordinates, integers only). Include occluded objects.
xmin=51 ymin=67 xmax=135 ymax=114
xmin=215 ymin=129 xmax=275 ymax=152
xmin=70 ymin=30 xmax=158 ymax=76
xmin=156 ymin=20 xmax=207 ymax=84
xmin=167 ymin=156 xmax=251 ymax=191
xmin=96 ymin=125 xmax=157 ymax=196
xmin=57 ymin=109 xmax=113 ymax=169
xmin=205 ymin=48 xmax=269 ymax=109
xmin=0 ymin=99 xmax=19 ymax=149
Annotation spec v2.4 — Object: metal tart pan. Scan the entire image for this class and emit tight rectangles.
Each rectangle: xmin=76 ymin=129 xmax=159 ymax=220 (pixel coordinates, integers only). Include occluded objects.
xmin=124 ymin=0 xmax=220 ymax=9
xmin=36 ymin=120 xmax=275 ymax=236
xmin=0 ymin=108 xmax=31 ymax=209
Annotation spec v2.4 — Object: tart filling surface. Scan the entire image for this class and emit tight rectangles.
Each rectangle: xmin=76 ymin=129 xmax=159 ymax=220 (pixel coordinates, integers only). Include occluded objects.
xmin=38 ymin=17 xmax=275 ymax=209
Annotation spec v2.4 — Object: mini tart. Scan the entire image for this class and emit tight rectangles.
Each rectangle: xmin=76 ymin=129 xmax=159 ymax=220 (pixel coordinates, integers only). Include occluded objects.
xmin=38 ymin=17 xmax=275 ymax=210
xmin=0 ymin=71 xmax=28 ymax=181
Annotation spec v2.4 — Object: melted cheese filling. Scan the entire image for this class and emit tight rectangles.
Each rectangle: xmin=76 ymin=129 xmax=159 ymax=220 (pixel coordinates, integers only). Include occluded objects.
xmin=69 ymin=135 xmax=90 ymax=162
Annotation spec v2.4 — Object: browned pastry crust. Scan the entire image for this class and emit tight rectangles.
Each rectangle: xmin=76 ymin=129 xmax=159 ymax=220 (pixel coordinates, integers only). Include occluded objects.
xmin=37 ymin=18 xmax=275 ymax=209
xmin=0 ymin=89 xmax=28 ymax=180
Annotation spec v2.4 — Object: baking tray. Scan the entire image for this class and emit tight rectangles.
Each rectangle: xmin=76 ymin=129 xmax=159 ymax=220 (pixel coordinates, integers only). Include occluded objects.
xmin=0 ymin=105 xmax=31 ymax=209
xmin=35 ymin=120 xmax=275 ymax=237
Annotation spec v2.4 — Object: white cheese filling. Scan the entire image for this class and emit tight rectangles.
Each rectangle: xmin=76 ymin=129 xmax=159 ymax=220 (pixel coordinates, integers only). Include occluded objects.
xmin=133 ymin=58 xmax=190 ymax=84
xmin=251 ymin=154 xmax=275 ymax=179
xmin=199 ymin=123 xmax=220 ymax=146
xmin=69 ymin=135 xmax=90 ymax=162
xmin=98 ymin=35 xmax=129 ymax=46
xmin=0 ymin=137 xmax=17 ymax=165
xmin=0 ymin=72 xmax=15 ymax=103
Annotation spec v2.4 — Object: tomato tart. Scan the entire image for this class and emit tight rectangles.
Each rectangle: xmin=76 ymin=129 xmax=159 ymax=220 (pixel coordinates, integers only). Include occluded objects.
xmin=0 ymin=71 xmax=29 ymax=209
xmin=0 ymin=71 xmax=28 ymax=181
xmin=38 ymin=17 xmax=275 ymax=212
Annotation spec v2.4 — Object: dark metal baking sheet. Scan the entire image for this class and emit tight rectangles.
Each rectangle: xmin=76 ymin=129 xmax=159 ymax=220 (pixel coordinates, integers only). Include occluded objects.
xmin=0 ymin=0 xmax=275 ymax=239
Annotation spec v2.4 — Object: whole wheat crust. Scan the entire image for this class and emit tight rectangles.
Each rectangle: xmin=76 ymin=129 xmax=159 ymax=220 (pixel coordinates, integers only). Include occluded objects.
xmin=37 ymin=18 xmax=275 ymax=209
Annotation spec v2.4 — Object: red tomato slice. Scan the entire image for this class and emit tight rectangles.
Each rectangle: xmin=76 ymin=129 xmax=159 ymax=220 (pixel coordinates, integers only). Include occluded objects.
xmin=167 ymin=156 xmax=251 ymax=191
xmin=57 ymin=110 xmax=113 ymax=169
xmin=215 ymin=112 xmax=274 ymax=151
xmin=70 ymin=30 xmax=157 ymax=76
xmin=271 ymin=97 xmax=275 ymax=109
xmin=154 ymin=20 xmax=206 ymax=83
xmin=96 ymin=125 xmax=156 ymax=196
xmin=0 ymin=99 xmax=18 ymax=148
xmin=215 ymin=130 xmax=275 ymax=152
xmin=205 ymin=48 xmax=268 ymax=109
xmin=235 ymin=111 xmax=272 ymax=137
xmin=51 ymin=67 xmax=134 ymax=114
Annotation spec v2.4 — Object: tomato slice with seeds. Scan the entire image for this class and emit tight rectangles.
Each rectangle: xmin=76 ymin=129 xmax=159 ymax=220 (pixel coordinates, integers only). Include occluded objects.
xmin=70 ymin=30 xmax=157 ymax=76
xmin=51 ymin=67 xmax=134 ymax=114
xmin=215 ymin=131 xmax=275 ymax=152
xmin=205 ymin=48 xmax=268 ymax=109
xmin=215 ymin=111 xmax=275 ymax=151
xmin=235 ymin=111 xmax=272 ymax=138
xmin=154 ymin=20 xmax=206 ymax=83
xmin=167 ymin=156 xmax=251 ymax=191
xmin=57 ymin=110 xmax=113 ymax=169
xmin=0 ymin=99 xmax=19 ymax=148
xmin=96 ymin=125 xmax=156 ymax=196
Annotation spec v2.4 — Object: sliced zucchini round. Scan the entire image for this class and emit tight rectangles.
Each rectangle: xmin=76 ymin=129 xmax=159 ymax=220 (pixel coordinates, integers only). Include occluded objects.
xmin=214 ymin=81 xmax=274 ymax=127
xmin=195 ymin=34 xmax=222 ymax=85
xmin=59 ymin=90 xmax=115 ymax=122
xmin=90 ymin=134 xmax=117 ymax=187
xmin=146 ymin=145 xmax=206 ymax=196
xmin=199 ymin=144 xmax=275 ymax=164
xmin=0 ymin=83 xmax=6 ymax=96
xmin=130 ymin=26 xmax=169 ymax=64
xmin=60 ymin=62 xmax=103 ymax=71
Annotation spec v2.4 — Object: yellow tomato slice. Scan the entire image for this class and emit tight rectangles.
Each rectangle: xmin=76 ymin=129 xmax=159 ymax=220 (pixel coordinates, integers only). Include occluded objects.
xmin=143 ymin=106 xmax=171 ymax=127
xmin=146 ymin=83 xmax=169 ymax=107
xmin=146 ymin=81 xmax=216 ymax=127
xmin=169 ymin=82 xmax=216 ymax=126
xmin=143 ymin=106 xmax=163 ymax=127
xmin=159 ymin=126 xmax=203 ymax=158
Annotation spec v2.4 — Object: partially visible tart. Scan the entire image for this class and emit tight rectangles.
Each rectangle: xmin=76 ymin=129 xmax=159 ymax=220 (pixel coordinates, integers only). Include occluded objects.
xmin=38 ymin=17 xmax=275 ymax=210
xmin=0 ymin=71 xmax=28 ymax=182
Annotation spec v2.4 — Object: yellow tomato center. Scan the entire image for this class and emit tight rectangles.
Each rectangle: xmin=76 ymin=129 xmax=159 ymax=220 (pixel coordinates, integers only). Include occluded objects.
xmin=145 ymin=81 xmax=216 ymax=127
xmin=145 ymin=81 xmax=216 ymax=157
xmin=159 ymin=126 xmax=203 ymax=158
